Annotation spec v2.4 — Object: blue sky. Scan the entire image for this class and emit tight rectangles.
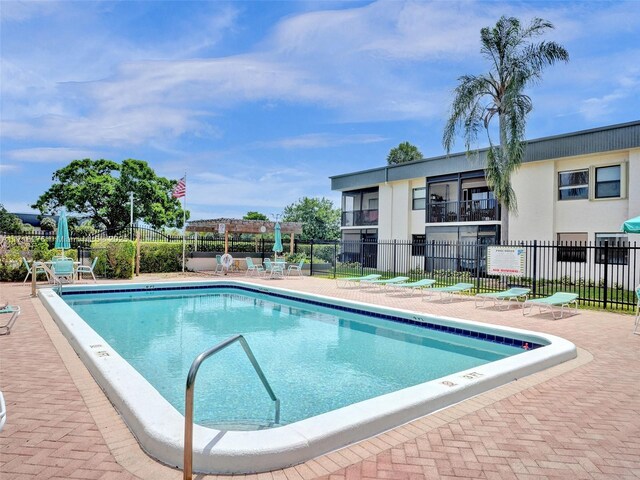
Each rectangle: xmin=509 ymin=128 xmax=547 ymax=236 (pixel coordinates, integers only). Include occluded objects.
xmin=1 ymin=0 xmax=639 ymax=223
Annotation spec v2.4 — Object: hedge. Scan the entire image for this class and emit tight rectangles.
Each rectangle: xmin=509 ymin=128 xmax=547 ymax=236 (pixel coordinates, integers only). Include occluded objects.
xmin=139 ymin=242 xmax=189 ymax=273
xmin=92 ymin=239 xmax=135 ymax=279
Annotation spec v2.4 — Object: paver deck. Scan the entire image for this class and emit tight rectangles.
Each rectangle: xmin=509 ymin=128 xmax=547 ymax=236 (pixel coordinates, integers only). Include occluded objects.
xmin=1 ymin=273 xmax=639 ymax=479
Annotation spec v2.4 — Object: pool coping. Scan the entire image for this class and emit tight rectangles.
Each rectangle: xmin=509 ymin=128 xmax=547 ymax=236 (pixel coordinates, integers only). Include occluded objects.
xmin=38 ymin=279 xmax=578 ymax=474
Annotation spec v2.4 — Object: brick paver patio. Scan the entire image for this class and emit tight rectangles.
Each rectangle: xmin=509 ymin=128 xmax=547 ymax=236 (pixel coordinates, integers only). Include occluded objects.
xmin=1 ymin=273 xmax=639 ymax=479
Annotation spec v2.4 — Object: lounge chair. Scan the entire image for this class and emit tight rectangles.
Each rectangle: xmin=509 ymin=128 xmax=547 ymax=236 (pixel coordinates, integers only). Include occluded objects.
xmin=522 ymin=292 xmax=579 ymax=319
xmin=22 ymin=257 xmax=48 ymax=283
xmin=336 ymin=274 xmax=382 ymax=288
xmin=633 ymin=284 xmax=639 ymax=335
xmin=388 ymin=278 xmax=436 ymax=296
xmin=475 ymin=287 xmax=531 ymax=310
xmin=361 ymin=276 xmax=410 ymax=289
xmin=286 ymin=260 xmax=305 ymax=277
xmin=0 ymin=305 xmax=21 ymax=335
xmin=0 ymin=390 xmax=6 ymax=432
xmin=424 ymin=282 xmax=474 ymax=302
xmin=263 ymin=259 xmax=284 ymax=279
xmin=245 ymin=257 xmax=265 ymax=276
xmin=76 ymin=257 xmax=98 ymax=283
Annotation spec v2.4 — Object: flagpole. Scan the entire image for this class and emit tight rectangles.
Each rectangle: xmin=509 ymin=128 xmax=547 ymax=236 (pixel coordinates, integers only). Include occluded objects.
xmin=182 ymin=172 xmax=186 ymax=273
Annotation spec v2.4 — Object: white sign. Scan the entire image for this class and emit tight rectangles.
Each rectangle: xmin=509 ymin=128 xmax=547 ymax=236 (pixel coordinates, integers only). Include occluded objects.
xmin=218 ymin=223 xmax=226 ymax=234
xmin=487 ymin=246 xmax=526 ymax=276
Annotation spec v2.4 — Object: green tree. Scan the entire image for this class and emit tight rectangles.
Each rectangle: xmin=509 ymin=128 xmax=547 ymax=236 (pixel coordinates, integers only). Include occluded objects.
xmin=442 ymin=16 xmax=568 ymax=241
xmin=32 ymin=158 xmax=189 ymax=230
xmin=282 ymin=197 xmax=340 ymax=241
xmin=243 ymin=211 xmax=269 ymax=221
xmin=71 ymin=223 xmax=97 ymax=237
xmin=386 ymin=142 xmax=423 ymax=165
xmin=39 ymin=217 xmax=56 ymax=233
xmin=0 ymin=204 xmax=26 ymax=234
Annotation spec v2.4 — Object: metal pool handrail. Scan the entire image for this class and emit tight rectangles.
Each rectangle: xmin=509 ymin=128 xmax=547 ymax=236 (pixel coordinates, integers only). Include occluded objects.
xmin=183 ymin=334 xmax=280 ymax=480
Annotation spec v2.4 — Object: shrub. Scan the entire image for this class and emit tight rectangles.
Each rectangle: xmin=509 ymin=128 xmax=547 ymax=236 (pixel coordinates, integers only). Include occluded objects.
xmin=139 ymin=242 xmax=189 ymax=273
xmin=92 ymin=239 xmax=135 ymax=279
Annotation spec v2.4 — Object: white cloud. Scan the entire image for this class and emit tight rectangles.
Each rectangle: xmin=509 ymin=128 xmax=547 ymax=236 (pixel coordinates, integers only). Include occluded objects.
xmin=256 ymin=133 xmax=386 ymax=149
xmin=5 ymin=147 xmax=99 ymax=163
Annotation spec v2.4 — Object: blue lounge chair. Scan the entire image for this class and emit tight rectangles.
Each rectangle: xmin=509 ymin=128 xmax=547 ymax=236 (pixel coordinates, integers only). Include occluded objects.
xmin=336 ymin=274 xmax=382 ymax=288
xmin=522 ymin=292 xmax=578 ymax=319
xmin=424 ymin=282 xmax=474 ymax=302
xmin=0 ymin=305 xmax=21 ymax=335
xmin=389 ymin=278 xmax=436 ymax=296
xmin=475 ymin=287 xmax=531 ymax=310
xmin=361 ymin=276 xmax=410 ymax=289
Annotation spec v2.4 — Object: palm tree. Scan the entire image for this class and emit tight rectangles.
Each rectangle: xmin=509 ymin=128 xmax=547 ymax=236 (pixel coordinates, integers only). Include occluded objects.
xmin=443 ymin=16 xmax=568 ymax=242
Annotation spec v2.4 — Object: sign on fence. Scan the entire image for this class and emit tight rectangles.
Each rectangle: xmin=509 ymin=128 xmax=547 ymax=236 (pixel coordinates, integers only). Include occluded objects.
xmin=487 ymin=246 xmax=526 ymax=276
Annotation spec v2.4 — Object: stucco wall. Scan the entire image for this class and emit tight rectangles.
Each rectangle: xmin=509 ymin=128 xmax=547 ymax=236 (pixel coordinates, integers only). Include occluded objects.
xmin=510 ymin=162 xmax=555 ymax=242
xmin=628 ymin=149 xmax=640 ymax=219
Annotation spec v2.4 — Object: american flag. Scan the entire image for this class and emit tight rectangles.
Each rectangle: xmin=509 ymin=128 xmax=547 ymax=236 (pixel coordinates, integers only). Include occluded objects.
xmin=172 ymin=177 xmax=186 ymax=199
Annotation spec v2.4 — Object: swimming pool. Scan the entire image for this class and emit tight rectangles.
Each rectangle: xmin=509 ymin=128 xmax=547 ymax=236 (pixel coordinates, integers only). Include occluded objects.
xmin=40 ymin=280 xmax=576 ymax=474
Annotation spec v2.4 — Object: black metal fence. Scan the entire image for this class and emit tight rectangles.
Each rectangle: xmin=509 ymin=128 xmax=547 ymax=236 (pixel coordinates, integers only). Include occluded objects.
xmin=304 ymin=239 xmax=640 ymax=311
xmin=4 ymin=229 xmax=638 ymax=310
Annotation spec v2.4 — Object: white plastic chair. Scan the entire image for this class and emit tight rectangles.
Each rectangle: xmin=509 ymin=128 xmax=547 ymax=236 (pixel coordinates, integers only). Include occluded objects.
xmin=214 ymin=255 xmax=225 ymax=275
xmin=287 ymin=260 xmax=305 ymax=277
xmin=245 ymin=257 xmax=264 ymax=276
xmin=263 ymin=259 xmax=284 ymax=278
xmin=76 ymin=257 xmax=98 ymax=282
xmin=22 ymin=257 xmax=48 ymax=283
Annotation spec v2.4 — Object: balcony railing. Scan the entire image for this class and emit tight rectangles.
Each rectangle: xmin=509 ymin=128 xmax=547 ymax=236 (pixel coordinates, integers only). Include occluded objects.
xmin=342 ymin=209 xmax=379 ymax=227
xmin=427 ymin=200 xmax=500 ymax=223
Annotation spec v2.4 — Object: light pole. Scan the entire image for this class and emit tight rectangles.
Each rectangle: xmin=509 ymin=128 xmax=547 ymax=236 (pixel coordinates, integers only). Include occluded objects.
xmin=129 ymin=192 xmax=134 ymax=226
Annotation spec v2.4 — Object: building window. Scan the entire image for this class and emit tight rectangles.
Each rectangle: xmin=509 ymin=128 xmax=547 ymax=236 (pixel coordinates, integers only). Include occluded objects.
xmin=595 ymin=165 xmax=621 ymax=199
xmin=558 ymin=169 xmax=588 ymax=200
xmin=595 ymin=233 xmax=628 ymax=265
xmin=557 ymin=233 xmax=587 ymax=263
xmin=412 ymin=234 xmax=426 ymax=256
xmin=412 ymin=188 xmax=426 ymax=210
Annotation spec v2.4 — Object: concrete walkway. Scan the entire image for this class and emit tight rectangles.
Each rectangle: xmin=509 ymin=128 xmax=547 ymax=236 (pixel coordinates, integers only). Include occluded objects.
xmin=1 ymin=274 xmax=639 ymax=479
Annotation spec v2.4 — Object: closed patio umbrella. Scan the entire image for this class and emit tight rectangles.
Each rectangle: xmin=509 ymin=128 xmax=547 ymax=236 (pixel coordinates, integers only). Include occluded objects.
xmin=622 ymin=215 xmax=640 ymax=234
xmin=272 ymin=222 xmax=283 ymax=259
xmin=55 ymin=209 xmax=71 ymax=257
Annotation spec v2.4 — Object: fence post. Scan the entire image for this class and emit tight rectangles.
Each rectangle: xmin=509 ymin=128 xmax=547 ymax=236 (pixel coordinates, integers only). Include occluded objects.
xmin=360 ymin=240 xmax=364 ymax=276
xmin=475 ymin=242 xmax=481 ymax=293
xmin=603 ymin=240 xmax=609 ymax=309
xmin=532 ymin=240 xmax=538 ymax=298
xmin=260 ymin=238 xmax=265 ymax=262
xmin=393 ymin=240 xmax=397 ymax=277
xmin=333 ymin=241 xmax=337 ymax=279
xmin=135 ymin=231 xmax=141 ymax=276
xmin=430 ymin=240 xmax=435 ymax=276
xmin=310 ymin=240 xmax=314 ymax=276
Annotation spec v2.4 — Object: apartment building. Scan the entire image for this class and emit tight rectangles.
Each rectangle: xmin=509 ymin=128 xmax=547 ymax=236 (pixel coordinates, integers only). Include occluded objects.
xmin=331 ymin=121 xmax=640 ymax=252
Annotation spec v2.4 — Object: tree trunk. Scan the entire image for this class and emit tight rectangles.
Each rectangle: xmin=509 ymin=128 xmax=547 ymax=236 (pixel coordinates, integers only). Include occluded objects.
xmin=498 ymin=115 xmax=509 ymax=244
xmin=500 ymin=201 xmax=509 ymax=244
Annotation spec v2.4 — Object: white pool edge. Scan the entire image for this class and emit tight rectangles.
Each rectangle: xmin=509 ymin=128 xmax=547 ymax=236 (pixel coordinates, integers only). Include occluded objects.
xmin=39 ymin=280 xmax=577 ymax=474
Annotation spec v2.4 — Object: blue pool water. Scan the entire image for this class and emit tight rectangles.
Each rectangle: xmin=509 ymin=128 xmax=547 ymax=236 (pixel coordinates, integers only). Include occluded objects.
xmin=64 ymin=287 xmax=524 ymax=429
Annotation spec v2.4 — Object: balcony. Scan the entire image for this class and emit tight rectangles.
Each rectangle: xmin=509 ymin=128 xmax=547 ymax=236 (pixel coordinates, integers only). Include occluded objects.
xmin=342 ymin=209 xmax=379 ymax=227
xmin=427 ymin=200 xmax=500 ymax=223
